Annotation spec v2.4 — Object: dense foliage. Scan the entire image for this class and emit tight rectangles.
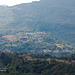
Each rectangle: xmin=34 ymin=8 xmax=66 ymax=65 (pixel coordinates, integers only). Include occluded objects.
xmin=0 ymin=32 xmax=74 ymax=56
xmin=0 ymin=52 xmax=75 ymax=75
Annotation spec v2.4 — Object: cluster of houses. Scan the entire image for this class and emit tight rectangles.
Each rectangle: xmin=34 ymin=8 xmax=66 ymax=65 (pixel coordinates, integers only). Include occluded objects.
xmin=56 ymin=59 xmax=75 ymax=64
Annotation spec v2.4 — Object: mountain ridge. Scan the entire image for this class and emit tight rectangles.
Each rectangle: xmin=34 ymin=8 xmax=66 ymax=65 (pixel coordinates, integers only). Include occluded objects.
xmin=0 ymin=0 xmax=75 ymax=46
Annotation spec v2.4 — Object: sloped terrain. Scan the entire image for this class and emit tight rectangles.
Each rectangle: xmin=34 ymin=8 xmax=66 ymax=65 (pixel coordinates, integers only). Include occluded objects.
xmin=0 ymin=0 xmax=75 ymax=46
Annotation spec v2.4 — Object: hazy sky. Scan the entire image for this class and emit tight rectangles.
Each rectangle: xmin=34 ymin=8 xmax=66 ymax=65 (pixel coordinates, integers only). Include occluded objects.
xmin=0 ymin=0 xmax=40 ymax=6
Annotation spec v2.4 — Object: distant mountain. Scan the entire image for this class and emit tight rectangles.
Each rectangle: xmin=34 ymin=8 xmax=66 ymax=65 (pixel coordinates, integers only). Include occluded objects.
xmin=0 ymin=4 xmax=8 ymax=7
xmin=0 ymin=0 xmax=75 ymax=46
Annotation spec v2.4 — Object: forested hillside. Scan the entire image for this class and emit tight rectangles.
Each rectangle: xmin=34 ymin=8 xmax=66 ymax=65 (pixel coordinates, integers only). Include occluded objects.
xmin=0 ymin=52 xmax=75 ymax=75
xmin=0 ymin=32 xmax=74 ymax=56
xmin=0 ymin=0 xmax=75 ymax=74
xmin=0 ymin=0 xmax=75 ymax=46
